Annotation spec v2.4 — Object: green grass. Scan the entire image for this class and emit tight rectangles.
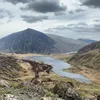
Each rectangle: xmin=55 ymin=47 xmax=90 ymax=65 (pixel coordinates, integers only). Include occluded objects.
xmin=59 ymin=55 xmax=73 ymax=62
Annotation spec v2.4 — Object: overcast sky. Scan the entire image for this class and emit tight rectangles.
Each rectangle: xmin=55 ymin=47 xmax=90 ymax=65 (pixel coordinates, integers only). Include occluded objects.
xmin=0 ymin=0 xmax=100 ymax=40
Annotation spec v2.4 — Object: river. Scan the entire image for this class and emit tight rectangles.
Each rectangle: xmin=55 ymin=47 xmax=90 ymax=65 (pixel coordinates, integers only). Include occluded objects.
xmin=25 ymin=56 xmax=91 ymax=84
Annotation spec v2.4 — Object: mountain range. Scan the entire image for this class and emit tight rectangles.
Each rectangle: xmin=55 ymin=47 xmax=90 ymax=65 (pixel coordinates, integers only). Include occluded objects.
xmin=0 ymin=28 xmax=96 ymax=54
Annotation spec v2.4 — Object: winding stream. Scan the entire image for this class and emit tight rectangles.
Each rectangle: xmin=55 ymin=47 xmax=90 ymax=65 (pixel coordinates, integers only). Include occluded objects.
xmin=25 ymin=56 xmax=91 ymax=84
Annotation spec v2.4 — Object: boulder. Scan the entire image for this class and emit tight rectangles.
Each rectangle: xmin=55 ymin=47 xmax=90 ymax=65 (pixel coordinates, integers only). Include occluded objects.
xmin=53 ymin=82 xmax=82 ymax=100
xmin=0 ymin=94 xmax=18 ymax=100
xmin=0 ymin=79 xmax=11 ymax=88
xmin=42 ymin=97 xmax=64 ymax=100
xmin=97 ymin=95 xmax=100 ymax=100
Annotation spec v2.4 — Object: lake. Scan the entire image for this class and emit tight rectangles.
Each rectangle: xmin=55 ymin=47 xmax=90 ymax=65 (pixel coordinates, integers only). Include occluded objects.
xmin=25 ymin=56 xmax=91 ymax=84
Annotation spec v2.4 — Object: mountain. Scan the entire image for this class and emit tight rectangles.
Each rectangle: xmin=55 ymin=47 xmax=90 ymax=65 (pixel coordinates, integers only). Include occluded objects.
xmin=0 ymin=28 xmax=55 ymax=54
xmin=0 ymin=28 xmax=89 ymax=54
xmin=78 ymin=38 xmax=96 ymax=44
xmin=68 ymin=41 xmax=100 ymax=69
xmin=47 ymin=34 xmax=87 ymax=53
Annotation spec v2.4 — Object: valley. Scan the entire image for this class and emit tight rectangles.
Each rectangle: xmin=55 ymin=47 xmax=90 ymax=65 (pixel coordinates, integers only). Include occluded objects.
xmin=0 ymin=29 xmax=99 ymax=100
xmin=1 ymin=0 xmax=100 ymax=99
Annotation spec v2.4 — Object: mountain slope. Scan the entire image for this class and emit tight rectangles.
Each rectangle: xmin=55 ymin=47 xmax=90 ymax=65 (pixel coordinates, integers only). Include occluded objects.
xmin=0 ymin=29 xmax=89 ymax=54
xmin=47 ymin=34 xmax=87 ymax=53
xmin=78 ymin=38 xmax=96 ymax=44
xmin=68 ymin=41 xmax=100 ymax=69
xmin=0 ymin=28 xmax=55 ymax=54
xmin=78 ymin=41 xmax=100 ymax=54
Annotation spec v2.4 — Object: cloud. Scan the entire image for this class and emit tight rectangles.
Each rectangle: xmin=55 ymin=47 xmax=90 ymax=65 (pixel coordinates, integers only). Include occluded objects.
xmin=45 ymin=22 xmax=100 ymax=40
xmin=68 ymin=8 xmax=85 ymax=14
xmin=3 ymin=0 xmax=31 ymax=4
xmin=46 ymin=22 xmax=100 ymax=34
xmin=94 ymin=19 xmax=100 ymax=22
xmin=0 ymin=9 xmax=14 ymax=19
xmin=21 ymin=15 xmax=48 ymax=23
xmin=82 ymin=0 xmax=100 ymax=8
xmin=54 ymin=12 xmax=66 ymax=16
xmin=21 ymin=0 xmax=67 ymax=13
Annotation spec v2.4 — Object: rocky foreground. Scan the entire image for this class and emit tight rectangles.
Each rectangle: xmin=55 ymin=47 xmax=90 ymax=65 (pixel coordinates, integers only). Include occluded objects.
xmin=0 ymin=54 xmax=100 ymax=100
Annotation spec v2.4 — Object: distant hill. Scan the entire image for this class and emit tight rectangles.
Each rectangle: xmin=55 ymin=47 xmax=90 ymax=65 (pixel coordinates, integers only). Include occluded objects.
xmin=68 ymin=41 xmax=100 ymax=69
xmin=78 ymin=38 xmax=96 ymax=44
xmin=47 ymin=34 xmax=87 ymax=53
xmin=0 ymin=28 xmax=89 ymax=54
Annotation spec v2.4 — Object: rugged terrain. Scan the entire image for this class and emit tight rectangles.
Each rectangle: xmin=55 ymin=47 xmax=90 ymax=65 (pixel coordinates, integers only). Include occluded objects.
xmin=0 ymin=53 xmax=100 ymax=100
xmin=0 ymin=28 xmax=90 ymax=54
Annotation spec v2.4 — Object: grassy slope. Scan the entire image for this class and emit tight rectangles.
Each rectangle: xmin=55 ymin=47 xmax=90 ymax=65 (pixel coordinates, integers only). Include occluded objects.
xmin=68 ymin=50 xmax=100 ymax=69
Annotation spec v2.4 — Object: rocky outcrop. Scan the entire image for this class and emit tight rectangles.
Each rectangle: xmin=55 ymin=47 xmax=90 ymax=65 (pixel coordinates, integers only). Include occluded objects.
xmin=53 ymin=82 xmax=82 ymax=100
xmin=0 ymin=94 xmax=18 ymax=100
xmin=97 ymin=95 xmax=100 ymax=100
xmin=22 ymin=59 xmax=52 ymax=82
xmin=42 ymin=97 xmax=64 ymax=100
xmin=0 ymin=79 xmax=11 ymax=88
xmin=0 ymin=84 xmax=45 ymax=100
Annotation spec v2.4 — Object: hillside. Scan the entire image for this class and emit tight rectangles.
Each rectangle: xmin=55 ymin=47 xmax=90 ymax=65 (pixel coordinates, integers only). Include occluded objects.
xmin=68 ymin=50 xmax=100 ymax=70
xmin=0 ymin=29 xmax=89 ymax=54
xmin=78 ymin=38 xmax=96 ymax=44
xmin=0 ymin=54 xmax=21 ymax=80
xmin=78 ymin=41 xmax=100 ymax=54
xmin=47 ymin=34 xmax=87 ymax=53
xmin=68 ymin=41 xmax=100 ymax=84
xmin=68 ymin=41 xmax=100 ymax=69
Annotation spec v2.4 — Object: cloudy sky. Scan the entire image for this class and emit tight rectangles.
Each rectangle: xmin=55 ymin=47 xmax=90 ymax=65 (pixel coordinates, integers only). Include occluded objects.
xmin=0 ymin=0 xmax=100 ymax=40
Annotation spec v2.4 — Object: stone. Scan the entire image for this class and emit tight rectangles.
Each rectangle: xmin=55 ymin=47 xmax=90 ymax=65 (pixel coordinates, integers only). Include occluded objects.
xmin=53 ymin=82 xmax=82 ymax=100
xmin=0 ymin=79 xmax=11 ymax=88
xmin=97 ymin=95 xmax=100 ymax=100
